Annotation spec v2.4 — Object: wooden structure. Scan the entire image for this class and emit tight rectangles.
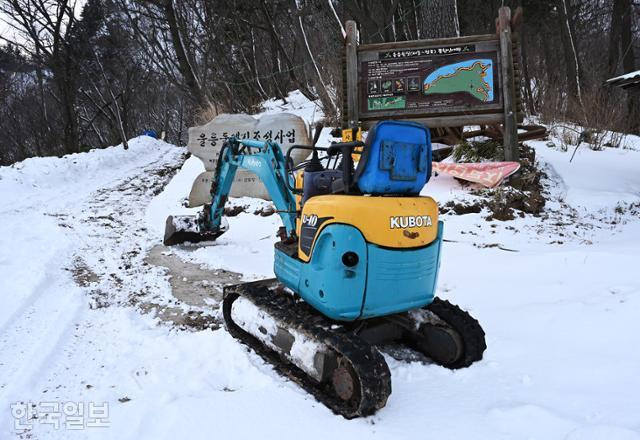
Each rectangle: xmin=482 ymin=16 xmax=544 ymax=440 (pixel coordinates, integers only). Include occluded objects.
xmin=343 ymin=7 xmax=523 ymax=161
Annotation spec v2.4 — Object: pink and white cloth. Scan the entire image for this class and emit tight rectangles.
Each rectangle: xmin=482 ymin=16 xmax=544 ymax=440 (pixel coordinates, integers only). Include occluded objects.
xmin=432 ymin=161 xmax=521 ymax=188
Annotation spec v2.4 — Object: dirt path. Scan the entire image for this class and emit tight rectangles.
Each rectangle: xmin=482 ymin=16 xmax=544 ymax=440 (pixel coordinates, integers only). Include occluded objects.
xmin=142 ymin=245 xmax=241 ymax=328
xmin=65 ymin=149 xmax=241 ymax=329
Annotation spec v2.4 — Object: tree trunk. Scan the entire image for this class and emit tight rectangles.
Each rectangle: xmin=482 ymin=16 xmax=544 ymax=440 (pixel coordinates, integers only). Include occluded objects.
xmin=343 ymin=0 xmax=399 ymax=43
xmin=260 ymin=0 xmax=317 ymax=102
xmin=419 ymin=0 xmax=460 ymax=39
xmin=557 ymin=0 xmax=583 ymax=111
xmin=619 ymin=0 xmax=635 ymax=75
xmin=608 ymin=0 xmax=625 ymax=76
xmin=269 ymin=32 xmax=287 ymax=101
xmin=289 ymin=0 xmax=336 ymax=117
xmin=148 ymin=0 xmax=212 ymax=112
xmin=520 ymin=28 xmax=536 ymax=115
xmin=619 ymin=0 xmax=639 ymax=133
xmin=53 ymin=57 xmax=79 ymax=155
xmin=96 ymin=52 xmax=129 ymax=150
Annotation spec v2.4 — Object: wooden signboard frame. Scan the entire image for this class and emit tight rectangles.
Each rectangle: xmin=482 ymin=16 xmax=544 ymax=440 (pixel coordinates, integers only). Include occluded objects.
xmin=343 ymin=7 xmax=523 ymax=161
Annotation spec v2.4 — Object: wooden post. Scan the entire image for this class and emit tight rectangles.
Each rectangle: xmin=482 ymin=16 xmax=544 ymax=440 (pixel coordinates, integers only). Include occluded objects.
xmin=345 ymin=20 xmax=359 ymax=128
xmin=498 ymin=7 xmax=519 ymax=161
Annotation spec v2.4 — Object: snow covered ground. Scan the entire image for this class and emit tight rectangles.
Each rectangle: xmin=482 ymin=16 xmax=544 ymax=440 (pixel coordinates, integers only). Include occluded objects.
xmin=1 ymin=96 xmax=640 ymax=439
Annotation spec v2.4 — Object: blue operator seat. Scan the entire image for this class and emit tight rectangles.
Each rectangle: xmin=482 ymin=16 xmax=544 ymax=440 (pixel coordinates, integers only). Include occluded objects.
xmin=355 ymin=120 xmax=432 ymax=195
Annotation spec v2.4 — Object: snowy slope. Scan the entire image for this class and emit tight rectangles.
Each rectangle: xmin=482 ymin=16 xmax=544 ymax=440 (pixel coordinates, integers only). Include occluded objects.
xmin=1 ymin=95 xmax=640 ymax=439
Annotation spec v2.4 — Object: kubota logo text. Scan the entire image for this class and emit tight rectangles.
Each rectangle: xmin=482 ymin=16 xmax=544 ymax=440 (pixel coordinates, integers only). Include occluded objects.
xmin=244 ymin=157 xmax=262 ymax=168
xmin=390 ymin=215 xmax=433 ymax=229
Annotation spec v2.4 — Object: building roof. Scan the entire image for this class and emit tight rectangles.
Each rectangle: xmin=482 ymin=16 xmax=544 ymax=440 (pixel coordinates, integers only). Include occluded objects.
xmin=606 ymin=70 xmax=640 ymax=90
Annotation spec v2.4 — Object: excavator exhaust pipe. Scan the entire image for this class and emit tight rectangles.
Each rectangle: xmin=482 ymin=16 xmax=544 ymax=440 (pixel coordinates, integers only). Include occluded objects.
xmin=163 ymin=215 xmax=227 ymax=246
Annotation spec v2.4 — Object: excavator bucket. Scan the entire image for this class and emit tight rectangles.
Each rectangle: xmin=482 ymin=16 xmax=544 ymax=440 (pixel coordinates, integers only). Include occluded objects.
xmin=163 ymin=215 xmax=227 ymax=246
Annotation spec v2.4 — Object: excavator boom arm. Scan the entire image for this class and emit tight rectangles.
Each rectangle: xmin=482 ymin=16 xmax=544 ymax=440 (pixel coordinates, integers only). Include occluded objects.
xmin=207 ymin=138 xmax=298 ymax=237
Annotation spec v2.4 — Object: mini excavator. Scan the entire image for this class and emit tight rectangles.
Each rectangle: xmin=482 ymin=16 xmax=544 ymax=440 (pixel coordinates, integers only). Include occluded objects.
xmin=164 ymin=120 xmax=486 ymax=418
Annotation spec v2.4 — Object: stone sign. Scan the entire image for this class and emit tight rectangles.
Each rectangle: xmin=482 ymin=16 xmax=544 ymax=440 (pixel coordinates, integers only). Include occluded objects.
xmin=187 ymin=113 xmax=311 ymax=206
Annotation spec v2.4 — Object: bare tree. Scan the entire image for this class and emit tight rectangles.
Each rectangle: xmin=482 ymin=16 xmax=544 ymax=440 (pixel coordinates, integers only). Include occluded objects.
xmin=0 ymin=0 xmax=82 ymax=153
xmin=136 ymin=0 xmax=213 ymax=112
xmin=558 ymin=0 xmax=583 ymax=108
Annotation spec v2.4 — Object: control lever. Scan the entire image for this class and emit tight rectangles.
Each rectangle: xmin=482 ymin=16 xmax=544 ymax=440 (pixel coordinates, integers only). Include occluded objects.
xmin=306 ymin=123 xmax=324 ymax=172
xmin=326 ymin=140 xmax=365 ymax=194
xmin=312 ymin=123 xmax=323 ymax=146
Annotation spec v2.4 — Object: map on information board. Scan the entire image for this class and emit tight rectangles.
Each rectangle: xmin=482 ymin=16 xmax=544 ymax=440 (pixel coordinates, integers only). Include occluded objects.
xmin=423 ymin=59 xmax=493 ymax=102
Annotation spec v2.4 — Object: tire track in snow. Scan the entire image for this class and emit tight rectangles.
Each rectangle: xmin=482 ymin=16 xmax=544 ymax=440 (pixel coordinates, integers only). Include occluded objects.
xmin=0 ymin=268 xmax=84 ymax=398
xmin=0 ymin=271 xmax=50 ymax=339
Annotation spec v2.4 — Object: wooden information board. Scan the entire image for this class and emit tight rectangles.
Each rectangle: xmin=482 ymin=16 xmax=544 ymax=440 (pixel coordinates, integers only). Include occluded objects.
xmin=343 ymin=7 xmax=523 ymax=160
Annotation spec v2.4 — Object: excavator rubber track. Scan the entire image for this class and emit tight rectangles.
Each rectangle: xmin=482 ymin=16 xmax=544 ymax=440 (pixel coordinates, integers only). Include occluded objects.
xmin=222 ymin=279 xmax=392 ymax=419
xmin=421 ymin=297 xmax=486 ymax=368
xmin=222 ymin=280 xmax=486 ymax=418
